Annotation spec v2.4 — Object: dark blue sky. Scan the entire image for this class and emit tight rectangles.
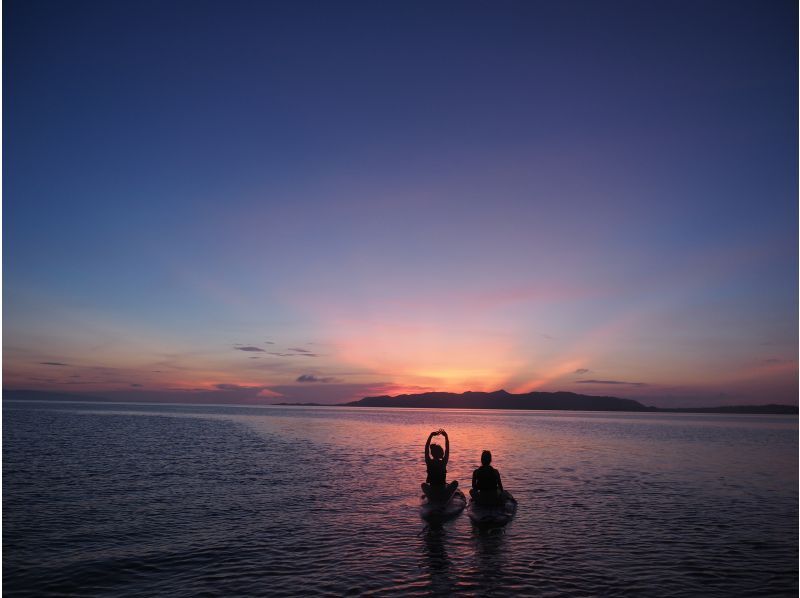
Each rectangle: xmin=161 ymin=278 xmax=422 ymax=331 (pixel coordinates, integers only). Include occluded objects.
xmin=4 ymin=0 xmax=797 ymax=405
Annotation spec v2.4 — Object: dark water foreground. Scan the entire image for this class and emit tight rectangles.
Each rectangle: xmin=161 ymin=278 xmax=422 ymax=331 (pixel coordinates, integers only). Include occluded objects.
xmin=4 ymin=401 xmax=798 ymax=597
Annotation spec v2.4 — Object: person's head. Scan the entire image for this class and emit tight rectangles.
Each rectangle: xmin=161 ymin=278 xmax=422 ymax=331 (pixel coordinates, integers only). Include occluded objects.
xmin=481 ymin=450 xmax=492 ymax=465
xmin=430 ymin=443 xmax=444 ymax=459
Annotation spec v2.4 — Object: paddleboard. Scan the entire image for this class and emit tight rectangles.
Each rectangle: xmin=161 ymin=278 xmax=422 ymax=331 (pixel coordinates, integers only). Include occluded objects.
xmin=420 ymin=489 xmax=467 ymax=524
xmin=467 ymin=491 xmax=517 ymax=527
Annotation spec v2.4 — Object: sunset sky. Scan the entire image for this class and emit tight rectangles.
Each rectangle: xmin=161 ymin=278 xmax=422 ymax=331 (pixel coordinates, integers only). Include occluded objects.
xmin=4 ymin=0 xmax=797 ymax=406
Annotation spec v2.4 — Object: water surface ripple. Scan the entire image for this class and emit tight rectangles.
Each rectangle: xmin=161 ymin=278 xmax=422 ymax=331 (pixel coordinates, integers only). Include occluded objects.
xmin=4 ymin=402 xmax=797 ymax=596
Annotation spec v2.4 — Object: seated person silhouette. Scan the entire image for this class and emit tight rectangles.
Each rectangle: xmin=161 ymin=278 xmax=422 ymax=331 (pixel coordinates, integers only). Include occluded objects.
xmin=470 ymin=450 xmax=504 ymax=506
xmin=421 ymin=429 xmax=458 ymax=503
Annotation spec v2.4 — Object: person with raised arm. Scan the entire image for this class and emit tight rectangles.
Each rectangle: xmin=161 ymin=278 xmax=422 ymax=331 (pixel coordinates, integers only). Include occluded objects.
xmin=421 ymin=428 xmax=458 ymax=502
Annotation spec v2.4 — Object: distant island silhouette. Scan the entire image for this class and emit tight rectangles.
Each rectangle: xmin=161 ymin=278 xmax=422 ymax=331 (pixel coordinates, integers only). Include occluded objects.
xmin=344 ymin=390 xmax=799 ymax=415
xmin=3 ymin=389 xmax=797 ymax=414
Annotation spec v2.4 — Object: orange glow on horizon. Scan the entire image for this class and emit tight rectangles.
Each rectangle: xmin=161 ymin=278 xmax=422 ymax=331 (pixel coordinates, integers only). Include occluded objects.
xmin=326 ymin=319 xmax=525 ymax=393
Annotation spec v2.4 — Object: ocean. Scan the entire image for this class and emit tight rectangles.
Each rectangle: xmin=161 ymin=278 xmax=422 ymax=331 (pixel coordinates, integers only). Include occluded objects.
xmin=4 ymin=400 xmax=798 ymax=596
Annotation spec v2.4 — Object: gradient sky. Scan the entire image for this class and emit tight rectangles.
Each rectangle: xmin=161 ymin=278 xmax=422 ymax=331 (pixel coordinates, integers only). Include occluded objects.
xmin=4 ymin=0 xmax=798 ymax=406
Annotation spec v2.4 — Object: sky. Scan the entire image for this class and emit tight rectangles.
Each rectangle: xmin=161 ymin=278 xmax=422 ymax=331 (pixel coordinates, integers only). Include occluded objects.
xmin=4 ymin=0 xmax=798 ymax=406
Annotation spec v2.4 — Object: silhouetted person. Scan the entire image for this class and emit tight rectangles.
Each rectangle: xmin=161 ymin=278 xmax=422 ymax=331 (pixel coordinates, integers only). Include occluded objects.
xmin=422 ymin=429 xmax=458 ymax=502
xmin=470 ymin=450 xmax=504 ymax=505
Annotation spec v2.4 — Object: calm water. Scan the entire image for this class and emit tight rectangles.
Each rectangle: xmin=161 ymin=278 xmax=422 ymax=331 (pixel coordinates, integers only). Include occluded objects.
xmin=4 ymin=401 xmax=798 ymax=597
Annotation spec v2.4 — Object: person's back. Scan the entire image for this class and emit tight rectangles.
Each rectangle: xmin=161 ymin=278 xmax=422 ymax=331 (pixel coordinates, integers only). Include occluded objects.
xmin=474 ymin=464 xmax=500 ymax=492
xmin=426 ymin=456 xmax=447 ymax=486
xmin=471 ymin=450 xmax=503 ymax=505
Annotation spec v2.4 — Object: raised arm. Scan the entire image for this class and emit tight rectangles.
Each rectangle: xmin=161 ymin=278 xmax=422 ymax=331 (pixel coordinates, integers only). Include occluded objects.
xmin=439 ymin=429 xmax=450 ymax=464
xmin=424 ymin=431 xmax=436 ymax=463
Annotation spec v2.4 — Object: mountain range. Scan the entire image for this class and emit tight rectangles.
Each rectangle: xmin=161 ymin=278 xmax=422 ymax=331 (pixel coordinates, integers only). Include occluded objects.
xmin=344 ymin=390 xmax=798 ymax=414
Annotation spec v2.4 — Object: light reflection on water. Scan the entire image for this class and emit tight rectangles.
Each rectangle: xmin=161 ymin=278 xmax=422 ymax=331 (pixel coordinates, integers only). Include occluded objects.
xmin=4 ymin=402 xmax=798 ymax=596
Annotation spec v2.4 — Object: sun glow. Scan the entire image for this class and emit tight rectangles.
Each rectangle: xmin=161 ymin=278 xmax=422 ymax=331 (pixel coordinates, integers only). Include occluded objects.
xmin=325 ymin=318 xmax=524 ymax=392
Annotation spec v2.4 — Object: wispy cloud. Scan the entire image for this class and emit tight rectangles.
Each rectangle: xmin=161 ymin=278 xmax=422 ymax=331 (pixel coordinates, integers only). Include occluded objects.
xmin=39 ymin=361 xmax=69 ymax=366
xmin=267 ymin=351 xmax=319 ymax=358
xmin=215 ymin=383 xmax=262 ymax=391
xmin=574 ymin=368 xmax=590 ymax=375
xmin=576 ymin=379 xmax=646 ymax=387
xmin=296 ymin=374 xmax=337 ymax=383
xmin=234 ymin=346 xmax=265 ymax=352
